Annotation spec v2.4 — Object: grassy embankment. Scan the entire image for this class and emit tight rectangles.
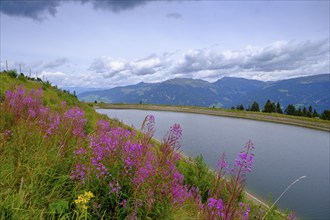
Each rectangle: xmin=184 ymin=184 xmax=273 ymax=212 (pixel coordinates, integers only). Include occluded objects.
xmin=0 ymin=72 xmax=289 ymax=219
xmin=96 ymin=103 xmax=330 ymax=132
xmin=0 ymin=72 xmax=105 ymax=131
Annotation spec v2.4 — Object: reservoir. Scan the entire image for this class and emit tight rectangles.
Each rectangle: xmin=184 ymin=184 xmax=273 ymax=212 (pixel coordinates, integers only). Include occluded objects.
xmin=97 ymin=109 xmax=330 ymax=219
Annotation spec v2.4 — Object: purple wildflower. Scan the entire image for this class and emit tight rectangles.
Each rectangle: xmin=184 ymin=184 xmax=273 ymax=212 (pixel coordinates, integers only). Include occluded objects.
xmin=63 ymin=107 xmax=86 ymax=137
xmin=234 ymin=140 xmax=254 ymax=173
xmin=75 ymin=147 xmax=85 ymax=155
xmin=208 ymin=197 xmax=217 ymax=208
xmin=288 ymin=211 xmax=297 ymax=220
xmin=141 ymin=115 xmax=155 ymax=137
xmin=120 ymin=199 xmax=127 ymax=208
xmin=109 ymin=182 xmax=121 ymax=194
xmin=71 ymin=164 xmax=87 ymax=184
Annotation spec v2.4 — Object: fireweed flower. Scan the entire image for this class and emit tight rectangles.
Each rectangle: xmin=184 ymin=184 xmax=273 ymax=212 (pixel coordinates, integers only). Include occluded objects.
xmin=70 ymin=117 xmax=258 ymax=217
xmin=288 ymin=211 xmax=297 ymax=220
xmin=163 ymin=124 xmax=182 ymax=148
xmin=235 ymin=152 xmax=253 ymax=172
xmin=28 ymin=109 xmax=36 ymax=118
xmin=120 ymin=199 xmax=127 ymax=208
xmin=207 ymin=197 xmax=224 ymax=218
xmin=4 ymin=85 xmax=43 ymax=120
xmin=208 ymin=198 xmax=222 ymax=209
xmin=238 ymin=202 xmax=250 ymax=220
xmin=217 ymin=158 xmax=228 ymax=170
xmin=71 ymin=164 xmax=87 ymax=184
xmin=109 ymin=182 xmax=121 ymax=195
xmin=169 ymin=124 xmax=182 ymax=148
xmin=234 ymin=140 xmax=254 ymax=174
xmin=75 ymin=147 xmax=85 ymax=155
xmin=63 ymin=107 xmax=87 ymax=137
xmin=3 ymin=129 xmax=12 ymax=141
xmin=96 ymin=120 xmax=110 ymax=132
xmin=141 ymin=115 xmax=155 ymax=137
xmin=217 ymin=153 xmax=228 ymax=178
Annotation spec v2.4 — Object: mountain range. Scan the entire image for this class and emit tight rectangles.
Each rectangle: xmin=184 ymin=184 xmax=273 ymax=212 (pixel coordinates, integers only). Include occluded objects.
xmin=78 ymin=74 xmax=330 ymax=112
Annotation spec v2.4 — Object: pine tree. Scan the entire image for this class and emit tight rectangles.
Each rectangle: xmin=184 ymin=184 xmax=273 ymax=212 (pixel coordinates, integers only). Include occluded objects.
xmin=307 ymin=105 xmax=313 ymax=117
xmin=321 ymin=110 xmax=330 ymax=120
xmin=285 ymin=104 xmax=296 ymax=115
xmin=302 ymin=107 xmax=307 ymax=117
xmin=297 ymin=108 xmax=303 ymax=116
xmin=250 ymin=101 xmax=260 ymax=112
xmin=276 ymin=102 xmax=283 ymax=114
xmin=263 ymin=100 xmax=276 ymax=113
xmin=236 ymin=104 xmax=244 ymax=111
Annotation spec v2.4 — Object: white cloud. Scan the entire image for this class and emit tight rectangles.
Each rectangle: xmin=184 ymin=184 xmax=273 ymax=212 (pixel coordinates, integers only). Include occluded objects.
xmin=166 ymin=12 xmax=182 ymax=20
xmin=6 ymin=39 xmax=328 ymax=89
xmin=43 ymin=58 xmax=69 ymax=69
xmin=86 ymin=38 xmax=329 ymax=86
xmin=40 ymin=70 xmax=66 ymax=83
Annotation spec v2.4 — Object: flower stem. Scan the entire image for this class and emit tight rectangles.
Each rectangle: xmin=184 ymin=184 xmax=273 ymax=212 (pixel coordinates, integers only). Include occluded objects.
xmin=261 ymin=175 xmax=307 ymax=220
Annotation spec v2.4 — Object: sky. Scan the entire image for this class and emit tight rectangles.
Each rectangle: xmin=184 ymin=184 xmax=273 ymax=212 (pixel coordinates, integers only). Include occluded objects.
xmin=0 ymin=0 xmax=329 ymax=92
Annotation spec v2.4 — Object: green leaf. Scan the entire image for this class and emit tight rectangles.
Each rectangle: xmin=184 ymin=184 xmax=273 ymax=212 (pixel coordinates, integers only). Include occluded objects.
xmin=49 ymin=199 xmax=69 ymax=214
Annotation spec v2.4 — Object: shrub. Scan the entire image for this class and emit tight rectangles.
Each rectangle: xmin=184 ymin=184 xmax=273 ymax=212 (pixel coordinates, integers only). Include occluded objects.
xmin=6 ymin=70 xmax=18 ymax=78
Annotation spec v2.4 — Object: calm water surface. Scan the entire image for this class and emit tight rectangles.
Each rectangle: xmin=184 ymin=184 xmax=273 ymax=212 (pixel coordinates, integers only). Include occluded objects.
xmin=97 ymin=109 xmax=330 ymax=219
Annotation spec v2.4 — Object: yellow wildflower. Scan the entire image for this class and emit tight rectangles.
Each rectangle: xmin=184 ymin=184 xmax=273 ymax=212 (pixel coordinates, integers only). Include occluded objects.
xmin=74 ymin=191 xmax=94 ymax=211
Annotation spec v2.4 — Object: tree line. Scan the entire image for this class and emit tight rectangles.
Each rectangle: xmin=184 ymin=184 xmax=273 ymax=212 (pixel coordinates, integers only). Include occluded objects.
xmin=231 ymin=100 xmax=330 ymax=120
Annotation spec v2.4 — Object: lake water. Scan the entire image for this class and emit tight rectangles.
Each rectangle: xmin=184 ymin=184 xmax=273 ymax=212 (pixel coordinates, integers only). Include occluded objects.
xmin=97 ymin=109 xmax=330 ymax=219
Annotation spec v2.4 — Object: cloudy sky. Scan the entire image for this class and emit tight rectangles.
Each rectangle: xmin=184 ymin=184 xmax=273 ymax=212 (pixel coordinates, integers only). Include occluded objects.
xmin=1 ymin=0 xmax=329 ymax=92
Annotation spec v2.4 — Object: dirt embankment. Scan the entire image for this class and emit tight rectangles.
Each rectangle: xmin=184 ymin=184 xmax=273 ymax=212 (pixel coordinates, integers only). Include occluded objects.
xmin=96 ymin=104 xmax=330 ymax=132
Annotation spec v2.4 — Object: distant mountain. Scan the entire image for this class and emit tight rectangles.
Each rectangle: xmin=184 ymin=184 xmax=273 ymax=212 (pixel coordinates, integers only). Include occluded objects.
xmin=78 ymin=74 xmax=330 ymax=112
xmin=62 ymin=87 xmax=107 ymax=95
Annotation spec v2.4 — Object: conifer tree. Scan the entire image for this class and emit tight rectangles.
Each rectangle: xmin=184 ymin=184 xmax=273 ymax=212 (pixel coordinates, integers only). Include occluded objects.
xmin=285 ymin=104 xmax=296 ymax=115
xmin=303 ymin=107 xmax=307 ymax=117
xmin=263 ymin=100 xmax=276 ymax=113
xmin=276 ymin=102 xmax=283 ymax=114
xmin=250 ymin=101 xmax=260 ymax=112
xmin=321 ymin=110 xmax=330 ymax=120
xmin=307 ymin=105 xmax=313 ymax=117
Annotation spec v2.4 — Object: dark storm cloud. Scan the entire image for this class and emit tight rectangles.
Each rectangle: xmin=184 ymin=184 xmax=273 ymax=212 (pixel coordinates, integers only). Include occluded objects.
xmin=0 ymin=0 xmax=149 ymax=19
xmin=0 ymin=0 xmax=61 ymax=20
xmin=89 ymin=0 xmax=148 ymax=12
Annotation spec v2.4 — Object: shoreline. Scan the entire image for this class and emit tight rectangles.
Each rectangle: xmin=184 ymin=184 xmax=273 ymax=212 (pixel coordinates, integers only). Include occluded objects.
xmin=94 ymin=103 xmax=316 ymax=218
xmin=96 ymin=103 xmax=330 ymax=132
xmin=244 ymin=191 xmax=270 ymax=208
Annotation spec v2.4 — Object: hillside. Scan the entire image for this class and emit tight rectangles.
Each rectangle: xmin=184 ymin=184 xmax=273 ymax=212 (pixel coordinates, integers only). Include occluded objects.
xmin=0 ymin=71 xmax=103 ymax=130
xmin=79 ymin=74 xmax=330 ymax=112
xmin=0 ymin=71 xmax=291 ymax=219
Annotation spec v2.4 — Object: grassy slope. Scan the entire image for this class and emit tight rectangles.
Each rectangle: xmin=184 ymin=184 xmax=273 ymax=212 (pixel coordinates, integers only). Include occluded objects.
xmin=0 ymin=72 xmax=287 ymax=219
xmin=96 ymin=103 xmax=330 ymax=132
xmin=0 ymin=73 xmax=107 ymax=131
